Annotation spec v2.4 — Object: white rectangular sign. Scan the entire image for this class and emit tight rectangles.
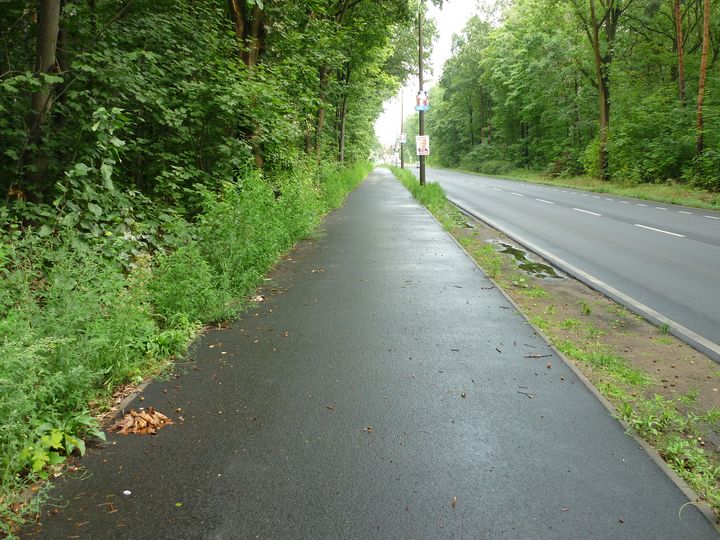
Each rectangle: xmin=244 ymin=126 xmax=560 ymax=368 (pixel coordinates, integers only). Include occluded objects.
xmin=416 ymin=135 xmax=430 ymax=156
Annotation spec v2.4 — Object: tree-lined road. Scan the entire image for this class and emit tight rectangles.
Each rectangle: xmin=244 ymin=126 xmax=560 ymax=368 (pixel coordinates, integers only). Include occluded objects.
xmin=420 ymin=167 xmax=720 ymax=360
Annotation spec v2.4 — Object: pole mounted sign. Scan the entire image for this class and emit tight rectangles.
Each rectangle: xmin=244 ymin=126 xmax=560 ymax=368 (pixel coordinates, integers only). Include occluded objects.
xmin=416 ymin=135 xmax=430 ymax=156
xmin=415 ymin=90 xmax=430 ymax=111
xmin=399 ymin=132 xmax=407 ymax=144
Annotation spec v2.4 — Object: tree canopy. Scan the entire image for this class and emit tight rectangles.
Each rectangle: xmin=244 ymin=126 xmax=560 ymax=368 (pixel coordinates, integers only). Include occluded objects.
xmin=419 ymin=0 xmax=720 ymax=189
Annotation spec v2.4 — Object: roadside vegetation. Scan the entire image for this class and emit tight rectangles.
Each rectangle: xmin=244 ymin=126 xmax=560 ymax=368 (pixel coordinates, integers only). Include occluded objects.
xmin=402 ymin=0 xmax=720 ymax=197
xmin=390 ymin=166 xmax=720 ymax=517
xmin=0 ymin=0 xmax=427 ymax=533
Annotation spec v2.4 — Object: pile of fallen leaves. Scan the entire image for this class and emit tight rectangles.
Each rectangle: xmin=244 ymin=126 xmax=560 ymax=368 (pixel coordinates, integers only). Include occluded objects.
xmin=110 ymin=408 xmax=173 ymax=435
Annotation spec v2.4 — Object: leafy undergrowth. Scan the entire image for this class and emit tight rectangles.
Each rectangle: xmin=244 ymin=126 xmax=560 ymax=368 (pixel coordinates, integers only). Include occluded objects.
xmin=0 ymin=161 xmax=370 ymax=534
xmin=389 ymin=167 xmax=720 ymax=518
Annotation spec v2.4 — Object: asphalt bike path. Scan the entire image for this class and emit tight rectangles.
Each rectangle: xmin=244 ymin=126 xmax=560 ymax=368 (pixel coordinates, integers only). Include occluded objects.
xmin=28 ymin=168 xmax=717 ymax=538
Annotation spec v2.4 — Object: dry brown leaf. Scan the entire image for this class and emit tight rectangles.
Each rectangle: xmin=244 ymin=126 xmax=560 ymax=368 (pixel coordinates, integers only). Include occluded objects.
xmin=110 ymin=407 xmax=174 ymax=435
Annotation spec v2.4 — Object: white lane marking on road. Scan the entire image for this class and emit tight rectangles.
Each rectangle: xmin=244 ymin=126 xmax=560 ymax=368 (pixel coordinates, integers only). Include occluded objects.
xmin=634 ymin=224 xmax=685 ymax=237
xmin=493 ymin=188 xmax=502 ymax=192
xmin=606 ymin=198 xmax=614 ymax=201
xmin=536 ymin=199 xmax=554 ymax=204
xmin=511 ymin=192 xmax=524 ymax=197
xmin=621 ymin=201 xmax=630 ymax=204
xmin=581 ymin=194 xmax=590 ymax=197
xmin=704 ymin=215 xmax=720 ymax=220
xmin=637 ymin=204 xmax=648 ymax=207
xmin=592 ymin=196 xmax=601 ymax=199
xmin=678 ymin=211 xmax=692 ymax=215
xmin=656 ymin=207 xmax=667 ymax=210
xmin=574 ymin=208 xmax=602 ymax=216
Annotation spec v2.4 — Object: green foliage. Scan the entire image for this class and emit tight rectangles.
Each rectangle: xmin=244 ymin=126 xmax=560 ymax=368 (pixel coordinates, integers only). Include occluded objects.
xmin=150 ymin=244 xmax=228 ymax=325
xmin=423 ymin=0 xmax=720 ymax=189
xmin=0 ymin=0 xmax=418 ymax=527
xmin=618 ymin=394 xmax=720 ymax=511
xmin=555 ymin=340 xmax=649 ymax=387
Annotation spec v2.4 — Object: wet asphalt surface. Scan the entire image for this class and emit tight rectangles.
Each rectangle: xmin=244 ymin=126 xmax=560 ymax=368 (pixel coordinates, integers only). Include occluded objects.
xmin=27 ymin=169 xmax=717 ymax=539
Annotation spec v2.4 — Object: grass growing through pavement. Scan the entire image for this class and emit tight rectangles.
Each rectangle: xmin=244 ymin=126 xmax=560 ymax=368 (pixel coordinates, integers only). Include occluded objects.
xmin=389 ymin=166 xmax=720 ymax=517
xmin=389 ymin=166 xmax=465 ymax=230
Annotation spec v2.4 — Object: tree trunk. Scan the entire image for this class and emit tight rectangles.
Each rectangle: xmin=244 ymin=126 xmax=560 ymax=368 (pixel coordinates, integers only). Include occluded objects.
xmin=696 ymin=0 xmax=710 ymax=156
xmin=337 ymin=94 xmax=348 ymax=162
xmin=590 ymin=0 xmax=609 ymax=179
xmin=245 ymin=5 xmax=264 ymax=69
xmin=468 ymin=102 xmax=474 ymax=146
xmin=478 ymin=90 xmax=484 ymax=144
xmin=227 ymin=0 xmax=265 ymax=167
xmin=337 ymin=64 xmax=351 ymax=163
xmin=674 ymin=0 xmax=686 ymax=105
xmin=315 ymin=66 xmax=330 ymax=159
xmin=23 ymin=0 xmax=62 ymax=194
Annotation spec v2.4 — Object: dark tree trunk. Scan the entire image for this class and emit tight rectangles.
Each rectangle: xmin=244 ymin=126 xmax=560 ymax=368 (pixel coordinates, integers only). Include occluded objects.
xmin=22 ymin=0 xmax=62 ymax=196
xmin=696 ymin=0 xmax=710 ymax=156
xmin=674 ymin=0 xmax=687 ymax=105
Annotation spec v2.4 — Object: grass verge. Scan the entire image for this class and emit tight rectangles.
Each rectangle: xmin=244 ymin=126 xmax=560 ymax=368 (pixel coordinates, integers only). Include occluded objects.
xmin=388 ymin=165 xmax=720 ymax=518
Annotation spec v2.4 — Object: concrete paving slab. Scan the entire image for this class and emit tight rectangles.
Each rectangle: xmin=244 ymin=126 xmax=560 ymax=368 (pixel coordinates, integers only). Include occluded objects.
xmin=27 ymin=168 xmax=718 ymax=539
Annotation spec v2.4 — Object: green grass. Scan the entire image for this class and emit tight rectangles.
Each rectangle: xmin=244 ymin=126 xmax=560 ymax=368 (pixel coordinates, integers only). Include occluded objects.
xmin=555 ymin=340 xmax=649 ymax=387
xmin=618 ymin=395 xmax=720 ymax=512
xmin=561 ymin=318 xmax=581 ymax=330
xmin=388 ymin=166 xmax=465 ymax=231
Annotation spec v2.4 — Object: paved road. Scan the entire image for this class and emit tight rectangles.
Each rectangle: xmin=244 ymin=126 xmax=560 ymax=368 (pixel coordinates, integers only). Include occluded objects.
xmin=28 ymin=169 xmax=717 ymax=538
xmin=417 ymin=167 xmax=720 ymax=360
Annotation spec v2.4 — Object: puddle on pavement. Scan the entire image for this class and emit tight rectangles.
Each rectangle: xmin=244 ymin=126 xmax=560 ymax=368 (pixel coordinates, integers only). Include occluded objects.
xmin=492 ymin=241 xmax=561 ymax=279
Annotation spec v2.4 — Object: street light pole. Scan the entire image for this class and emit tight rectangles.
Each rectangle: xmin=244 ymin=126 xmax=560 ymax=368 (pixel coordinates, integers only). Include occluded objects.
xmin=418 ymin=1 xmax=426 ymax=186
xmin=400 ymin=91 xmax=404 ymax=169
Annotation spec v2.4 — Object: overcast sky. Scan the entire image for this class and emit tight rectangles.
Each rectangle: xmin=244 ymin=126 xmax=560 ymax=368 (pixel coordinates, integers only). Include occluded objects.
xmin=374 ymin=0 xmax=476 ymax=146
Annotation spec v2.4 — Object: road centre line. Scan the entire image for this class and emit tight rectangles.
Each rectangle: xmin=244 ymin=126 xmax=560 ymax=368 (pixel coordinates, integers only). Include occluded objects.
xmin=637 ymin=204 xmax=648 ymax=207
xmin=705 ymin=216 xmax=720 ymax=220
xmin=536 ymin=199 xmax=554 ymax=204
xmin=678 ymin=211 xmax=692 ymax=214
xmin=574 ymin=208 xmax=602 ymax=216
xmin=621 ymin=201 xmax=630 ymax=204
xmin=493 ymin=188 xmax=502 ymax=192
xmin=634 ymin=224 xmax=685 ymax=237
xmin=606 ymin=198 xmax=614 ymax=201
xmin=511 ymin=192 xmax=524 ymax=197
xmin=656 ymin=207 xmax=667 ymax=210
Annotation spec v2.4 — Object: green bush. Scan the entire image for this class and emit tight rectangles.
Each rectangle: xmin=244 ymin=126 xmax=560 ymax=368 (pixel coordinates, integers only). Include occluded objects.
xmin=150 ymin=243 xmax=228 ymax=325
